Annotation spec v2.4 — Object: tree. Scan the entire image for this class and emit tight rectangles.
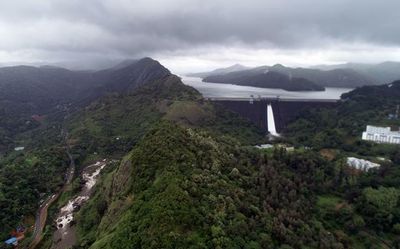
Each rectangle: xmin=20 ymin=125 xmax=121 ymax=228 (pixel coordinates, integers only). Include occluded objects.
xmin=357 ymin=187 xmax=400 ymax=230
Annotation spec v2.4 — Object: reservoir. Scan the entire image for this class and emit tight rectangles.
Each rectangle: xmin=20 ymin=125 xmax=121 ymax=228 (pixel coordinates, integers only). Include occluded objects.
xmin=181 ymin=76 xmax=353 ymax=100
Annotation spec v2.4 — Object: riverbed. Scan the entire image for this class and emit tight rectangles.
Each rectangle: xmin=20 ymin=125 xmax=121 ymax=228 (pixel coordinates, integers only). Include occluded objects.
xmin=51 ymin=160 xmax=107 ymax=249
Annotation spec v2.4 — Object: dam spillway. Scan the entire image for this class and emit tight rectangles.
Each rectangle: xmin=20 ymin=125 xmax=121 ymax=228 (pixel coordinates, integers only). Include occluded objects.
xmin=211 ymin=98 xmax=338 ymax=133
xmin=267 ymin=103 xmax=279 ymax=136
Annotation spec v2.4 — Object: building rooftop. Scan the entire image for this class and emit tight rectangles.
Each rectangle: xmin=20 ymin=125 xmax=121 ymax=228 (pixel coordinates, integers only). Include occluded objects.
xmin=5 ymin=237 xmax=17 ymax=245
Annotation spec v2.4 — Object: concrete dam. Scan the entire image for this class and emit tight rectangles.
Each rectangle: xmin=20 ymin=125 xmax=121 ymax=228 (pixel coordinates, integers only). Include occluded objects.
xmin=211 ymin=97 xmax=338 ymax=134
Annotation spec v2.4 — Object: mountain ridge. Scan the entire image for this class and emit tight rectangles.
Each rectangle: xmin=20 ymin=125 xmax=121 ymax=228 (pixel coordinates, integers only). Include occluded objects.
xmin=203 ymin=69 xmax=325 ymax=91
xmin=190 ymin=63 xmax=381 ymax=88
xmin=0 ymin=57 xmax=171 ymax=153
xmin=312 ymin=61 xmax=400 ymax=84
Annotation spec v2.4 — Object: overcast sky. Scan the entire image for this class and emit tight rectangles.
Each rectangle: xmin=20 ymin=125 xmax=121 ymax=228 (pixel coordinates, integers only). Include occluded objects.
xmin=1 ymin=0 xmax=400 ymax=73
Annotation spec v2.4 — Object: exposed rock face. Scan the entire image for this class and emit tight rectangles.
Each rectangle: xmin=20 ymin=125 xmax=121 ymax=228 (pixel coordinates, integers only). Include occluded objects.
xmin=111 ymin=158 xmax=134 ymax=198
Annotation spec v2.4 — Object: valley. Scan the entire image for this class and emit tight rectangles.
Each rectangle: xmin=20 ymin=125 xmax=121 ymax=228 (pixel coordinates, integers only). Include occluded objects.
xmin=0 ymin=58 xmax=400 ymax=249
xmin=2 ymin=1 xmax=400 ymax=248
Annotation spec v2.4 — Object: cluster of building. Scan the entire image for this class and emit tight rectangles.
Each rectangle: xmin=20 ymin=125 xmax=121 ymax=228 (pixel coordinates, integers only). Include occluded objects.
xmin=347 ymin=157 xmax=381 ymax=171
xmin=362 ymin=125 xmax=400 ymax=144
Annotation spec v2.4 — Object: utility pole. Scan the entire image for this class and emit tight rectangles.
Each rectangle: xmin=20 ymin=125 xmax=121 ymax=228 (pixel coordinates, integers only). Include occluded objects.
xmin=396 ymin=104 xmax=399 ymax=119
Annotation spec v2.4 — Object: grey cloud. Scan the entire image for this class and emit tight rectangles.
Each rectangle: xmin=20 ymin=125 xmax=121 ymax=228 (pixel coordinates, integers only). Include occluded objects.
xmin=0 ymin=0 xmax=399 ymax=68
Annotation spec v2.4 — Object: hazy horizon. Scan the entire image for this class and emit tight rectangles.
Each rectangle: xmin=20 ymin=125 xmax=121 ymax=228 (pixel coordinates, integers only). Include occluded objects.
xmin=2 ymin=58 xmax=400 ymax=76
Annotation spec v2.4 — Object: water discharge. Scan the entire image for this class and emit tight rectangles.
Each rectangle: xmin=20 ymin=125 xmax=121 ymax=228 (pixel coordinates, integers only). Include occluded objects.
xmin=267 ymin=103 xmax=279 ymax=136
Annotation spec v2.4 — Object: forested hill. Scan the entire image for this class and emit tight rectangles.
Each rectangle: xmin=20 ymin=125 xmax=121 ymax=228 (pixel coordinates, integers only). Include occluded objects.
xmin=276 ymin=81 xmax=400 ymax=248
xmin=285 ymin=80 xmax=400 ymax=151
xmin=73 ymin=77 xmax=400 ymax=248
xmin=0 ymin=57 xmax=170 ymax=153
xmin=2 ymin=58 xmax=400 ymax=248
xmin=0 ymin=60 xmax=266 ymax=242
xmin=66 ymin=74 xmax=266 ymax=160
xmin=0 ymin=58 xmax=173 ymax=240
xmin=342 ymin=79 xmax=400 ymax=100
xmin=76 ymin=122 xmax=343 ymax=249
xmin=70 ymin=66 xmax=400 ymax=248
xmin=203 ymin=70 xmax=325 ymax=91
xmin=197 ymin=63 xmax=374 ymax=88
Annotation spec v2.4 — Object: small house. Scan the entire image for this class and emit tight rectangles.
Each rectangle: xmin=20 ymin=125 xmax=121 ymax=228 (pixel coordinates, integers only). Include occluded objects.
xmin=4 ymin=237 xmax=18 ymax=246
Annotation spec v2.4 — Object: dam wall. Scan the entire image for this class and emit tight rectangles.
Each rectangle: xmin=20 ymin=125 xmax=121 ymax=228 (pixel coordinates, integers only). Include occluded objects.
xmin=212 ymin=99 xmax=338 ymax=133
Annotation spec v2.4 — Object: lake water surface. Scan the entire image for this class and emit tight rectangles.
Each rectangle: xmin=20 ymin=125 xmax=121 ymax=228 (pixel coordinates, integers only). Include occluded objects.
xmin=181 ymin=76 xmax=353 ymax=100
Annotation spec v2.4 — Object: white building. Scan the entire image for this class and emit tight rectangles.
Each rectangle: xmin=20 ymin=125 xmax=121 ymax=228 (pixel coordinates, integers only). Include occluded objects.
xmin=255 ymin=144 xmax=274 ymax=149
xmin=347 ymin=157 xmax=380 ymax=171
xmin=362 ymin=125 xmax=400 ymax=144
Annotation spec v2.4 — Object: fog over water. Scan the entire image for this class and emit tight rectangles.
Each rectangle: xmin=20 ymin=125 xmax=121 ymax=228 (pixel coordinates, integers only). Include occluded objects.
xmin=181 ymin=76 xmax=352 ymax=100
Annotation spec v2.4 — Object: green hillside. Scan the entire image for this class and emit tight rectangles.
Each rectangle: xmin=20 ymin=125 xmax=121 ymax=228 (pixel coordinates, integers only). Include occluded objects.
xmin=76 ymin=122 xmax=344 ymax=249
xmin=66 ymin=75 xmax=265 ymax=163
xmin=0 ymin=60 xmax=266 ymax=243
xmin=71 ymin=80 xmax=400 ymax=248
xmin=2 ymin=59 xmax=400 ymax=248
xmin=285 ymin=80 xmax=400 ymax=159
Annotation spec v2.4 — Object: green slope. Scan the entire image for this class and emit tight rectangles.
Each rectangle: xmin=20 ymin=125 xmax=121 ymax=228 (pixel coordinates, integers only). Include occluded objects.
xmin=70 ymin=77 xmax=400 ymax=249
xmin=67 ymin=75 xmax=265 ymax=163
xmin=76 ymin=122 xmax=345 ymax=249
xmin=285 ymin=80 xmax=400 ymax=158
xmin=0 ymin=60 xmax=265 ymax=242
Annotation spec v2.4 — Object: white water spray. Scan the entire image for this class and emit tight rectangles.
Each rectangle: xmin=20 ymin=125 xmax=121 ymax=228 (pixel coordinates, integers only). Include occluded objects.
xmin=267 ymin=103 xmax=279 ymax=136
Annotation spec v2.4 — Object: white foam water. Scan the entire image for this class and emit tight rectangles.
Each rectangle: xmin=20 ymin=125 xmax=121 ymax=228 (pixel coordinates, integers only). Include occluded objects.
xmin=267 ymin=103 xmax=279 ymax=136
xmin=55 ymin=160 xmax=107 ymax=231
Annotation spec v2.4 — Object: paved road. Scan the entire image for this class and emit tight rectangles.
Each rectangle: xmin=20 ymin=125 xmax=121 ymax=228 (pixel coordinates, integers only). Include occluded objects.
xmin=29 ymin=137 xmax=75 ymax=249
xmin=29 ymin=193 xmax=59 ymax=249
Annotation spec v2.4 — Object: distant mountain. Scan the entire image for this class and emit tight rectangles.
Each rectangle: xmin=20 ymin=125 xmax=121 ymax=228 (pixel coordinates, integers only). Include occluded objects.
xmin=1 ymin=58 xmax=169 ymax=106
xmin=0 ymin=57 xmax=170 ymax=113
xmin=267 ymin=64 xmax=375 ymax=88
xmin=203 ymin=68 xmax=325 ymax=91
xmin=187 ymin=64 xmax=249 ymax=78
xmin=198 ymin=63 xmax=376 ymax=88
xmin=313 ymin=61 xmax=400 ymax=84
xmin=0 ymin=57 xmax=171 ymax=152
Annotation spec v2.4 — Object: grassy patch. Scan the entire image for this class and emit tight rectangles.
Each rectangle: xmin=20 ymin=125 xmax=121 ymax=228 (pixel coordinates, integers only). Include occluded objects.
xmin=317 ymin=195 xmax=343 ymax=210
